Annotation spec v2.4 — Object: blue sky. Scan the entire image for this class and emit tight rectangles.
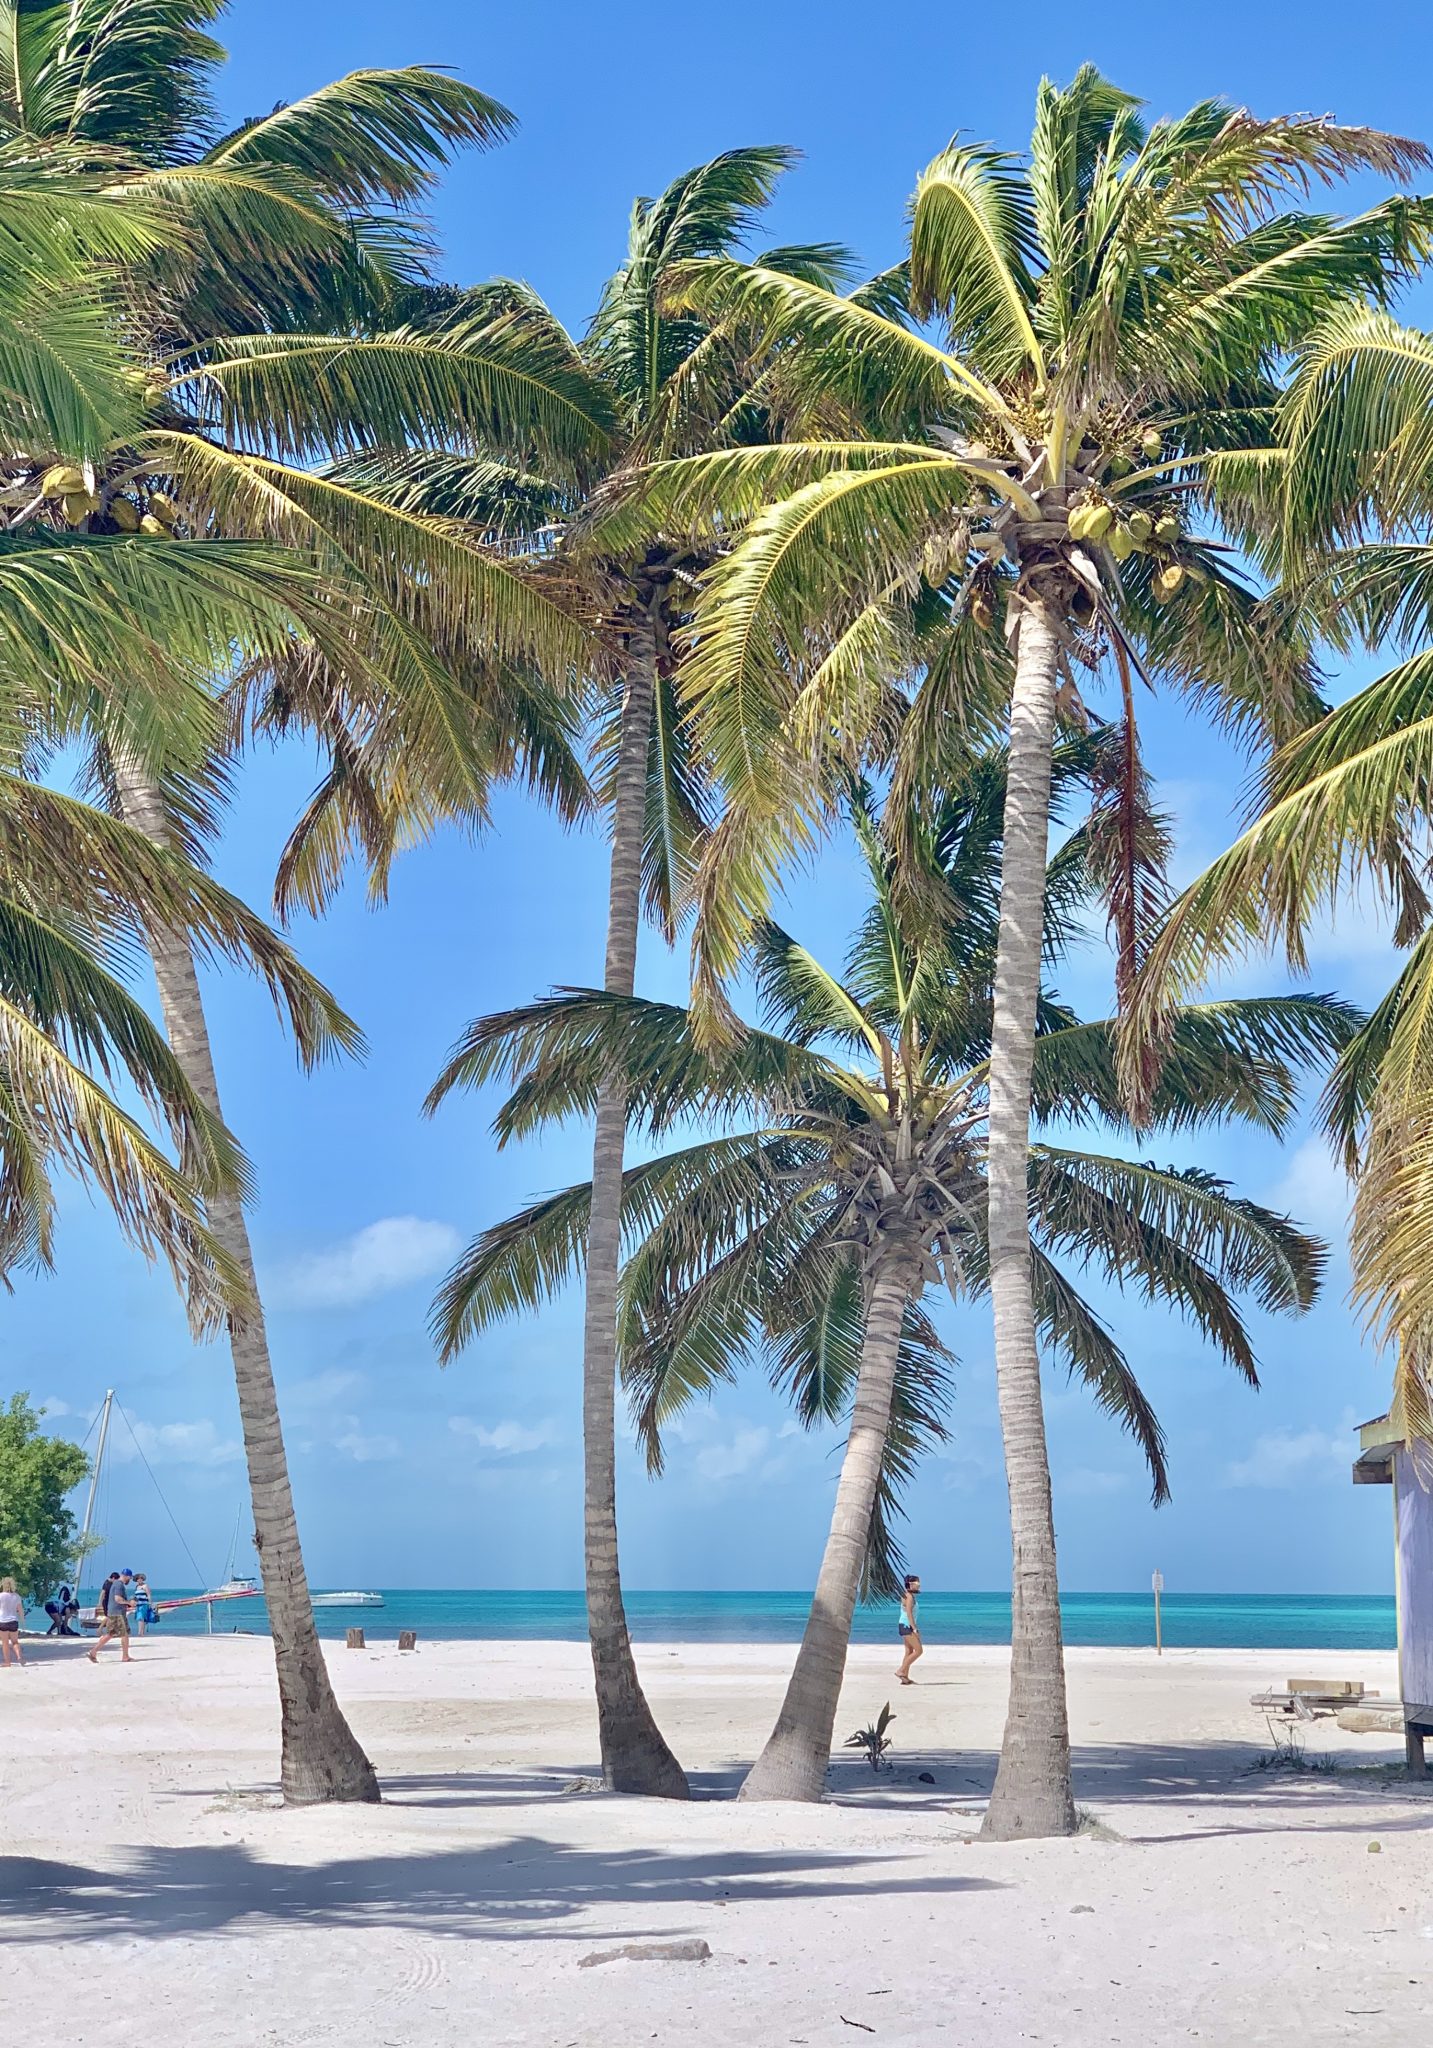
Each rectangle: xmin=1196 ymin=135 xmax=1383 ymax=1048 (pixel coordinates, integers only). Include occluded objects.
xmin=17 ymin=1 xmax=1432 ymax=1595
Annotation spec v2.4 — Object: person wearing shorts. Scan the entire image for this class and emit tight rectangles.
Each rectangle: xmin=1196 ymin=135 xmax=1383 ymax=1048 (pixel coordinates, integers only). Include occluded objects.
xmin=88 ymin=1572 xmax=132 ymax=1664
xmin=0 ymin=1578 xmax=25 ymax=1666
xmin=896 ymin=1573 xmax=923 ymax=1685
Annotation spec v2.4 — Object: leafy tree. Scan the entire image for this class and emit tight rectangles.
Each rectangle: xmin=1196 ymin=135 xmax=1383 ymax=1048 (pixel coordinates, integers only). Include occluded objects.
xmin=427 ymin=757 xmax=1350 ymax=1800
xmin=598 ymin=68 xmax=1427 ymax=1833
xmin=0 ymin=1395 xmax=89 ymax=1604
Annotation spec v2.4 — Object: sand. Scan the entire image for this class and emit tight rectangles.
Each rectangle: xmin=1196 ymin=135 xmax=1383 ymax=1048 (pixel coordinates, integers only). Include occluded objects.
xmin=3 ymin=1631 xmax=1430 ymax=2046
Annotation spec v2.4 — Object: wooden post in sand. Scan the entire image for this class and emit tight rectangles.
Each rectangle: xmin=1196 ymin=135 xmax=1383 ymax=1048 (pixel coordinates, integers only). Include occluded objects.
xmin=345 ymin=1627 xmax=365 ymax=1650
xmin=398 ymin=1630 xmax=417 ymax=1652
xmin=1152 ymin=1570 xmax=1164 ymax=1656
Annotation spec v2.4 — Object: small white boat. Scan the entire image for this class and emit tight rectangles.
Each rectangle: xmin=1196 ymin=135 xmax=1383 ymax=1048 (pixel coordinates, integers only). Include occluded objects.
xmin=210 ymin=1575 xmax=260 ymax=1598
xmin=311 ymin=1591 xmax=384 ymax=1609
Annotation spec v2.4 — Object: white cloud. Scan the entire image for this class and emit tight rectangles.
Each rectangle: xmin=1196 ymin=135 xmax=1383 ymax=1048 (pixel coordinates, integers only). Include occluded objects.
xmin=1225 ymin=1409 xmax=1358 ymax=1490
xmin=272 ymin=1217 xmax=460 ymax=1310
xmin=696 ymin=1425 xmax=775 ymax=1483
xmin=1267 ymin=1138 xmax=1352 ymax=1241
xmin=114 ymin=1419 xmax=243 ymax=1469
xmin=450 ymin=1416 xmax=556 ymax=1457
xmin=332 ymin=1422 xmax=400 ymax=1464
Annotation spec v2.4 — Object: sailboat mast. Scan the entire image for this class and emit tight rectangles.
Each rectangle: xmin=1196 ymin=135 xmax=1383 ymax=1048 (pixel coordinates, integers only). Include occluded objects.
xmin=75 ymin=1389 xmax=114 ymax=1593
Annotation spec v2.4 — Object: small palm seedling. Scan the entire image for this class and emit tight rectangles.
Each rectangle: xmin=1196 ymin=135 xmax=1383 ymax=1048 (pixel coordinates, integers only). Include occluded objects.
xmin=844 ymin=1703 xmax=896 ymax=1773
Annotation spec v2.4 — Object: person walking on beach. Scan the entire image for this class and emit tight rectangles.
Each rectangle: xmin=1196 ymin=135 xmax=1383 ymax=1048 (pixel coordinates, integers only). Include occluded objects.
xmin=88 ymin=1572 xmax=132 ymax=1665
xmin=0 ymin=1578 xmax=26 ymax=1666
xmin=896 ymin=1574 xmax=923 ymax=1685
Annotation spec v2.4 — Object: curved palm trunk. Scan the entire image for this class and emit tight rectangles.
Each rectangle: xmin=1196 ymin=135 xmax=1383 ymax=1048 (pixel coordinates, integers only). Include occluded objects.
xmin=584 ymin=610 xmax=688 ymax=1797
xmin=112 ymin=758 xmax=379 ymax=1806
xmin=740 ymin=1254 xmax=917 ymax=1803
xmin=981 ymin=589 xmax=1077 ymax=1842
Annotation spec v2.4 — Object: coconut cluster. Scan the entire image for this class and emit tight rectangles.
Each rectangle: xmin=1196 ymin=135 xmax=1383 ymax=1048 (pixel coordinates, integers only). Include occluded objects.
xmin=39 ymin=466 xmax=179 ymax=535
xmin=1064 ymin=428 xmax=1189 ymax=602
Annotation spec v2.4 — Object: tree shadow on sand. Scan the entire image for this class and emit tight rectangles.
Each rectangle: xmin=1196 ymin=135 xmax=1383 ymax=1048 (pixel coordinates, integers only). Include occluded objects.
xmin=0 ymin=1837 xmax=998 ymax=1945
xmin=360 ymin=1740 xmax=1433 ymax=1843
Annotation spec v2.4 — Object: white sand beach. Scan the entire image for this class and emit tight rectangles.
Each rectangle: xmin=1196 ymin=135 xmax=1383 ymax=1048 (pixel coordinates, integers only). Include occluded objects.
xmin=3 ymin=1634 xmax=1430 ymax=2046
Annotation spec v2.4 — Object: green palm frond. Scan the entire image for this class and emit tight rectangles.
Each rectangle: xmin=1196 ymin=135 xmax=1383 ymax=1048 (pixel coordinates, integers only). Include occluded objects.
xmin=909 ymin=143 xmax=1043 ymax=383
xmin=185 ymin=316 xmax=615 ymax=475
xmin=424 ymin=987 xmax=848 ymax=1141
xmin=1280 ymin=306 xmax=1433 ymax=543
xmin=201 ymin=66 xmax=513 ymax=207
xmin=1027 ymin=1243 xmax=1169 ymax=1503
xmin=1127 ymin=650 xmax=1433 ymax=1076
xmin=0 ymin=770 xmax=361 ymax=1068
xmin=665 ymin=259 xmax=1000 ymax=429
xmin=431 ymin=1134 xmax=785 ymax=1359
xmin=0 ymin=0 xmax=225 ymax=158
xmin=0 ymin=529 xmax=330 ymax=746
xmin=1032 ymin=1147 xmax=1323 ymax=1344
xmin=0 ymin=988 xmax=246 ymax=1329
xmin=1033 ymin=994 xmax=1361 ymax=1137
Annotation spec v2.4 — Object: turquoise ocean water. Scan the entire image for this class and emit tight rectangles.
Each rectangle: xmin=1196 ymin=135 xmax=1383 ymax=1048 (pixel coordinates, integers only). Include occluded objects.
xmin=124 ymin=1588 xmax=1397 ymax=1650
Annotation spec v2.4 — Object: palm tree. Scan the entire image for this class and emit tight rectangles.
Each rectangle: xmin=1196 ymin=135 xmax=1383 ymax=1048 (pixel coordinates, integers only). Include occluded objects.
xmin=0 ymin=158 xmax=361 ymax=1329
xmin=598 ymin=69 xmax=1428 ymax=1833
xmin=426 ymin=760 xmax=1350 ymax=1800
xmin=330 ymin=151 xmax=850 ymax=1796
xmin=1131 ymin=306 xmax=1433 ymax=1452
xmin=0 ymin=6 xmax=598 ymax=1804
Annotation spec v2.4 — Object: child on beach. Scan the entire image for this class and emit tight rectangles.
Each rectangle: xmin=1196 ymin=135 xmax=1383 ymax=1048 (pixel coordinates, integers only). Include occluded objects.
xmin=896 ymin=1574 xmax=923 ymax=1685
xmin=0 ymin=1578 xmax=25 ymax=1665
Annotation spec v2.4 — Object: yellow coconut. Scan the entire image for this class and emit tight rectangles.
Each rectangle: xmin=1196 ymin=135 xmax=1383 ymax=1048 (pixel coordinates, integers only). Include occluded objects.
xmin=970 ymin=592 xmax=995 ymax=632
xmin=1141 ymin=428 xmax=1163 ymax=460
xmin=108 ymin=496 xmax=141 ymax=533
xmin=1154 ymin=514 xmax=1181 ymax=545
xmin=139 ymin=513 xmax=167 ymax=536
xmin=42 ymin=464 xmax=85 ymax=498
xmin=1126 ymin=510 xmax=1153 ymax=543
xmin=1109 ymin=524 xmax=1136 ymax=563
xmin=1153 ymin=564 xmax=1186 ymax=601
xmin=62 ymin=491 xmax=99 ymax=525
xmin=147 ymin=491 xmax=178 ymax=526
xmin=1084 ymin=504 xmax=1114 ymax=542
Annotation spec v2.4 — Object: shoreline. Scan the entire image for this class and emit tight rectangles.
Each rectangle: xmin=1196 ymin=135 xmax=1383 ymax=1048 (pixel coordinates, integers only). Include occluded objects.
xmin=60 ymin=1584 xmax=1401 ymax=1652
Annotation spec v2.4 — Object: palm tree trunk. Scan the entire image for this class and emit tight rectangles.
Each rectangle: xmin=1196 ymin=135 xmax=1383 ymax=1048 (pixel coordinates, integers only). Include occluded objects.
xmin=111 ymin=757 xmax=379 ymax=1807
xmin=739 ymin=1253 xmax=917 ymax=1803
xmin=981 ymin=588 xmax=1077 ymax=1842
xmin=584 ymin=607 xmax=688 ymax=1797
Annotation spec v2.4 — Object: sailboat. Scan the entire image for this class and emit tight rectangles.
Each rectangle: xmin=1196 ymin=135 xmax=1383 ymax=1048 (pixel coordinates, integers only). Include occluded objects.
xmin=72 ymin=1392 xmax=260 ymax=1631
xmin=73 ymin=1399 xmax=381 ymax=1620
